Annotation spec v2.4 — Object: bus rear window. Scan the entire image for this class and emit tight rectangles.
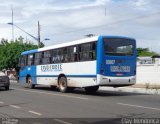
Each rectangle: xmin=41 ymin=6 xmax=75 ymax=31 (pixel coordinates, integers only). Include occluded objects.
xmin=103 ymin=38 xmax=135 ymax=56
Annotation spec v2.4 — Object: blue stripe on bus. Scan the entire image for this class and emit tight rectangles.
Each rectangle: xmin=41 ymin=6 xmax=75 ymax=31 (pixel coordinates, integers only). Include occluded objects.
xmin=36 ymin=75 xmax=96 ymax=78
xmin=21 ymin=49 xmax=38 ymax=55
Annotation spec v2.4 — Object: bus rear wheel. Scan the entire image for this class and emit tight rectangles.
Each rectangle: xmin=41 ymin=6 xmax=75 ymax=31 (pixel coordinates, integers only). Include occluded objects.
xmin=27 ymin=77 xmax=35 ymax=89
xmin=58 ymin=77 xmax=68 ymax=93
xmin=85 ymin=86 xmax=99 ymax=93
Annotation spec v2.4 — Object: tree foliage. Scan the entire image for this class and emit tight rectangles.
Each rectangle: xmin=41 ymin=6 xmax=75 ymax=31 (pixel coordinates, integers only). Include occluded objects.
xmin=39 ymin=41 xmax=45 ymax=48
xmin=137 ymin=48 xmax=158 ymax=57
xmin=0 ymin=37 xmax=38 ymax=70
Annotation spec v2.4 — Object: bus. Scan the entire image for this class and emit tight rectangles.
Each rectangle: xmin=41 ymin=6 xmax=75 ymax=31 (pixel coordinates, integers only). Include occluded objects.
xmin=19 ymin=36 xmax=136 ymax=93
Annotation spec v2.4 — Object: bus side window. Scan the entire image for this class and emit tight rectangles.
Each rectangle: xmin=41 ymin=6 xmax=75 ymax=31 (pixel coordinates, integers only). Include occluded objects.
xmin=58 ymin=48 xmax=63 ymax=63
xmin=92 ymin=42 xmax=97 ymax=60
xmin=42 ymin=58 xmax=51 ymax=64
xmin=34 ymin=52 xmax=42 ymax=65
xmin=42 ymin=51 xmax=51 ymax=64
xmin=79 ymin=42 xmax=96 ymax=61
xmin=44 ymin=50 xmax=51 ymax=58
xmin=52 ymin=49 xmax=63 ymax=63
xmin=74 ymin=46 xmax=79 ymax=62
xmin=20 ymin=56 xmax=26 ymax=69
xmin=79 ymin=43 xmax=91 ymax=61
xmin=27 ymin=54 xmax=34 ymax=66
xmin=52 ymin=49 xmax=57 ymax=63
xmin=67 ymin=46 xmax=78 ymax=62
xmin=62 ymin=47 xmax=68 ymax=63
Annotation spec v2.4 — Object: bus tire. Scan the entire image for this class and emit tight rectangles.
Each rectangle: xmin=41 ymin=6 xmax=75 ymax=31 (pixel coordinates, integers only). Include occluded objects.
xmin=27 ymin=77 xmax=35 ymax=89
xmin=85 ymin=86 xmax=99 ymax=93
xmin=58 ymin=77 xmax=68 ymax=93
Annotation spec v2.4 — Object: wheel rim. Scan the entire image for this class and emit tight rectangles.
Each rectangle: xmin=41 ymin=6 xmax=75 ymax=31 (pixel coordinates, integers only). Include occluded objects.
xmin=60 ymin=80 xmax=66 ymax=91
xmin=28 ymin=78 xmax=32 ymax=86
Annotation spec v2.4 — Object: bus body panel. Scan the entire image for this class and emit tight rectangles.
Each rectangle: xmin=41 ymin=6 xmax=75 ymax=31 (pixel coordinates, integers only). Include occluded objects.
xmin=19 ymin=66 xmax=37 ymax=84
xmin=19 ymin=49 xmax=38 ymax=85
xmin=36 ymin=61 xmax=97 ymax=87
xmin=97 ymin=75 xmax=136 ymax=86
xmin=96 ymin=36 xmax=136 ymax=86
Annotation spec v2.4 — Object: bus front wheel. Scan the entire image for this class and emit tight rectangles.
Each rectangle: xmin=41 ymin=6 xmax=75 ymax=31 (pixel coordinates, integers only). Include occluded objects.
xmin=85 ymin=86 xmax=99 ymax=93
xmin=27 ymin=77 xmax=35 ymax=89
xmin=58 ymin=77 xmax=68 ymax=93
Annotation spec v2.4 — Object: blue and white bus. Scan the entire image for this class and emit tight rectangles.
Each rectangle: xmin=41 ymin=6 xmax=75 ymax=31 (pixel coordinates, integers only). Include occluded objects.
xmin=19 ymin=36 xmax=136 ymax=93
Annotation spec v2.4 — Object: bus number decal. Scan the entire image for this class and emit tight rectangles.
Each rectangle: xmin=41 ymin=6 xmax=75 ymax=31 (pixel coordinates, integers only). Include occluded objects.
xmin=110 ymin=66 xmax=130 ymax=72
xmin=106 ymin=60 xmax=115 ymax=65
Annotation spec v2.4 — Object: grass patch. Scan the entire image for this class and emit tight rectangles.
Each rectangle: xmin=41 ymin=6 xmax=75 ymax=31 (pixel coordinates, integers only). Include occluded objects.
xmin=145 ymin=83 xmax=160 ymax=89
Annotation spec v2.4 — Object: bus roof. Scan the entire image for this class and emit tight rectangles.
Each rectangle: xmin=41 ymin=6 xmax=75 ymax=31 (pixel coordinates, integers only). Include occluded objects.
xmin=21 ymin=35 xmax=135 ymax=55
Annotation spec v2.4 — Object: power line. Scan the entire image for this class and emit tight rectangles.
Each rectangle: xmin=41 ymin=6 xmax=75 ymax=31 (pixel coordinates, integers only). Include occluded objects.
xmin=51 ymin=11 xmax=160 ymax=36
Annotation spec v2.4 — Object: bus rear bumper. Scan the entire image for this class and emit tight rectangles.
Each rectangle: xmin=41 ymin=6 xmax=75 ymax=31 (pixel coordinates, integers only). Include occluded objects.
xmin=97 ymin=74 xmax=136 ymax=87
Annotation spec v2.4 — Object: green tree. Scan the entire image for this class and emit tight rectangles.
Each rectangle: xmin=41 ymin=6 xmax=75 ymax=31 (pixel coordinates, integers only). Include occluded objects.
xmin=0 ymin=37 xmax=38 ymax=71
xmin=39 ymin=41 xmax=45 ymax=48
xmin=137 ymin=48 xmax=158 ymax=57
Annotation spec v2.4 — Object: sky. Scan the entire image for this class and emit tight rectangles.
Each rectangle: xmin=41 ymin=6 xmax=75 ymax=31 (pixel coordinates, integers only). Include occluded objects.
xmin=0 ymin=0 xmax=160 ymax=53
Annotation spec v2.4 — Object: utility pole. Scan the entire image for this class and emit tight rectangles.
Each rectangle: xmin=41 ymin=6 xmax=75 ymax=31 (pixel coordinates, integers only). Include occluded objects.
xmin=11 ymin=6 xmax=14 ymax=41
xmin=38 ymin=21 xmax=41 ymax=47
